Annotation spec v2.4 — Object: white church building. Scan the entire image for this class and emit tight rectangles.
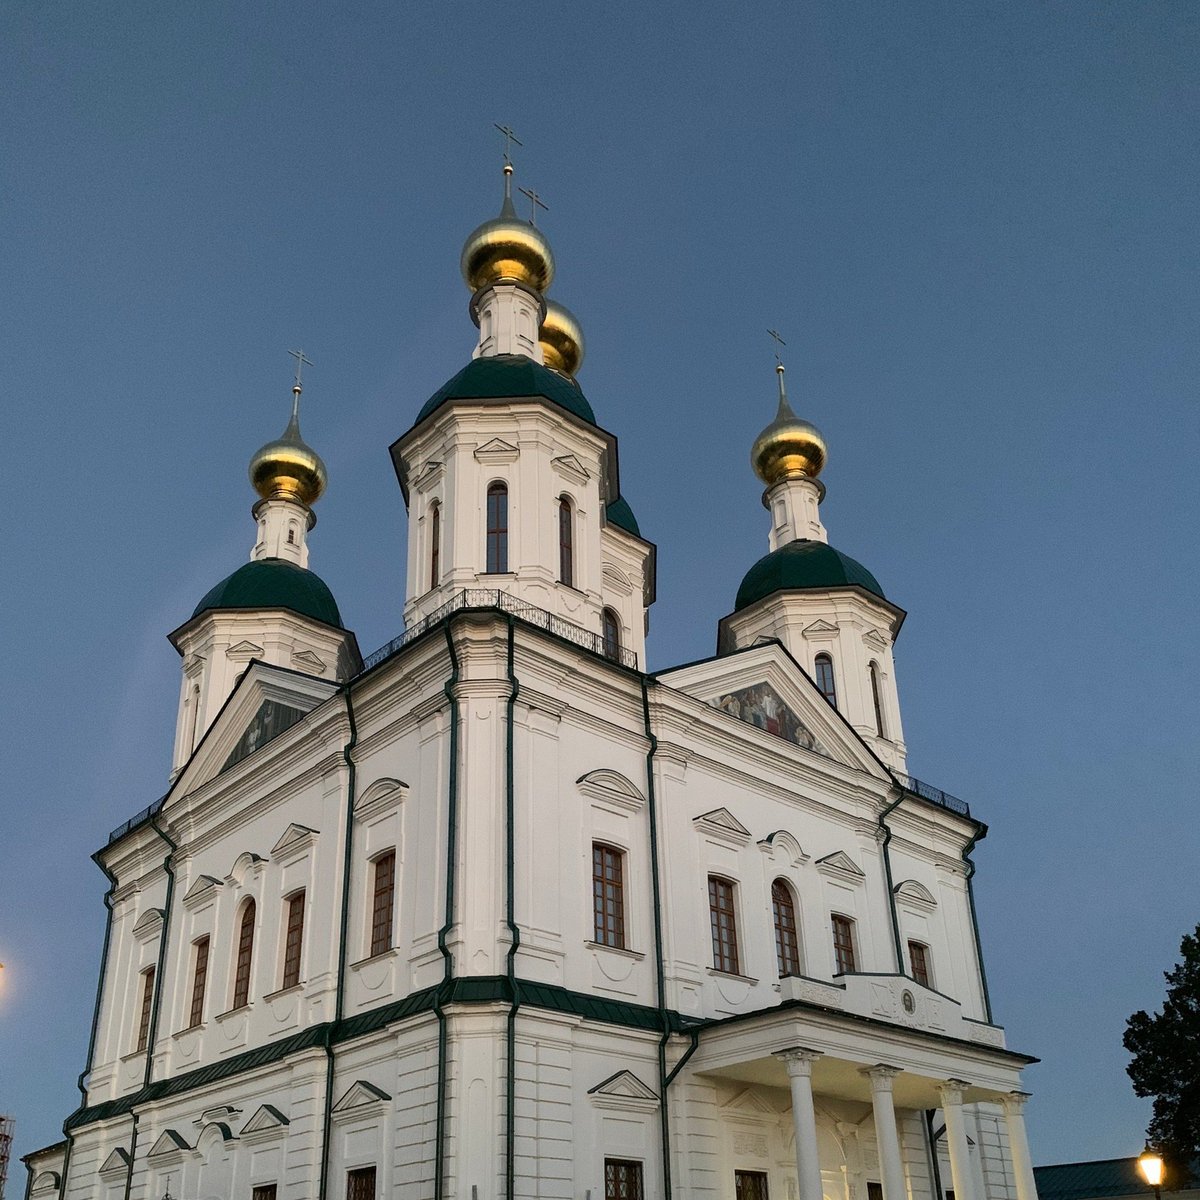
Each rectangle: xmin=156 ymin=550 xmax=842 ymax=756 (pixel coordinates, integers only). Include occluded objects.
xmin=25 ymin=162 xmax=1042 ymax=1200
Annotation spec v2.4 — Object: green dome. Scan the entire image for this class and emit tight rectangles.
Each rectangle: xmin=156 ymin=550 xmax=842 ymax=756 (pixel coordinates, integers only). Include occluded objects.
xmin=416 ymin=354 xmax=596 ymax=427
xmin=606 ymin=496 xmax=640 ymax=537
xmin=193 ymin=559 xmax=344 ymax=628
xmin=735 ymin=539 xmax=885 ymax=611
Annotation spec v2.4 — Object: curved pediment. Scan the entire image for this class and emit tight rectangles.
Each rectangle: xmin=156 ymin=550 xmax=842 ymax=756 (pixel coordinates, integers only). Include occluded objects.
xmin=894 ymin=878 xmax=937 ymax=907
xmin=577 ymin=769 xmax=646 ymax=813
xmin=758 ymin=829 xmax=808 ymax=867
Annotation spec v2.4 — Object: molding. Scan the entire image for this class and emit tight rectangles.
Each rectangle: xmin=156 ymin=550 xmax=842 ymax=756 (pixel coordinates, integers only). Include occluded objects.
xmin=194 ymin=1105 xmax=241 ymax=1127
xmin=473 ymin=437 xmax=520 ymax=463
xmin=131 ymin=908 xmax=164 ymax=944
xmin=181 ymin=874 xmax=223 ymax=911
xmin=270 ymin=822 xmax=318 ymax=864
xmin=355 ymin=776 xmax=409 ymax=824
xmin=226 ymin=851 xmax=265 ymax=886
xmin=588 ymin=1068 xmax=659 ymax=1112
xmin=146 ymin=1128 xmax=193 ymax=1161
xmin=239 ymin=1103 xmax=290 ymax=1140
xmin=816 ymin=849 xmax=866 ymax=882
xmin=226 ymin=639 xmax=265 ymax=660
xmin=693 ymin=807 xmax=751 ymax=848
xmin=863 ymin=627 xmax=891 ymax=651
xmin=758 ymin=830 xmax=808 ymax=867
xmin=894 ymin=878 xmax=938 ymax=909
xmin=551 ymin=452 xmax=590 ymax=485
xmin=291 ymin=648 xmax=327 ymax=674
xmin=412 ymin=459 xmax=444 ymax=490
xmin=332 ymin=1079 xmax=392 ymax=1116
xmin=577 ymin=768 xmax=646 ymax=815
xmin=802 ymin=619 xmax=840 ymax=637
xmin=98 ymin=1148 xmax=131 ymax=1178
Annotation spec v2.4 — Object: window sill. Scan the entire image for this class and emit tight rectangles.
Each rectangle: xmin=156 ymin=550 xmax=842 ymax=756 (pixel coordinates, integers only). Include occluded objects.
xmin=215 ymin=1003 xmax=251 ymax=1022
xmin=263 ymin=983 xmax=304 ymax=1003
xmin=350 ymin=948 xmax=398 ymax=970
xmin=706 ymin=967 xmax=759 ymax=985
xmin=120 ymin=1048 xmax=147 ymax=1063
xmin=585 ymin=941 xmax=644 ymax=961
xmin=173 ymin=1022 xmax=205 ymax=1039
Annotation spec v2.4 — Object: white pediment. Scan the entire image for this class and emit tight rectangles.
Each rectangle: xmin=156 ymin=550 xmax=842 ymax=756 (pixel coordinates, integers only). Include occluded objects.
xmin=132 ymin=908 xmax=165 ymax=942
xmin=240 ymin=1103 xmax=290 ymax=1137
xmin=802 ymin=619 xmax=840 ymax=636
xmin=588 ymin=1069 xmax=659 ymax=1111
xmin=693 ymin=808 xmax=752 ymax=848
xmin=271 ymin=823 xmax=318 ymax=860
xmin=194 ymin=1105 xmax=241 ymax=1126
xmin=332 ymin=1079 xmax=391 ymax=1113
xmin=863 ymin=627 xmax=891 ymax=651
xmin=720 ymin=1087 xmax=780 ymax=1114
xmin=758 ymin=830 xmax=808 ymax=868
xmin=816 ymin=850 xmax=865 ymax=880
xmin=473 ymin=437 xmax=519 ymax=462
xmin=552 ymin=452 xmax=590 ymax=485
xmin=226 ymin=851 xmax=265 ymax=886
xmin=894 ymin=879 xmax=937 ymax=908
xmin=31 ymin=1171 xmax=62 ymax=1194
xmin=99 ymin=1148 xmax=131 ymax=1177
xmin=147 ymin=1129 xmax=192 ymax=1160
xmin=182 ymin=875 xmax=223 ymax=910
xmin=577 ymin=769 xmax=646 ymax=814
xmin=226 ymin=639 xmax=265 ymax=660
xmin=655 ymin=640 xmax=892 ymax=782
xmin=357 ymin=776 xmax=409 ymax=822
xmin=291 ymin=648 xmax=328 ymax=674
xmin=414 ymin=459 xmax=444 ymax=489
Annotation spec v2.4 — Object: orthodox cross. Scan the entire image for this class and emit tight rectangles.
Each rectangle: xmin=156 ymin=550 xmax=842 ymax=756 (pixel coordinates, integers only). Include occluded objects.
xmin=493 ymin=123 xmax=523 ymax=165
xmin=518 ymin=185 xmax=549 ymax=226
xmin=288 ymin=349 xmax=314 ymax=391
xmin=767 ymin=328 xmax=787 ymax=365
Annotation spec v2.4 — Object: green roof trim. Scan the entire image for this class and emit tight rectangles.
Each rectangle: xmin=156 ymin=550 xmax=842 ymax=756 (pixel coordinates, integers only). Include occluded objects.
xmin=735 ymin=539 xmax=885 ymax=612
xmin=1033 ymin=1159 xmax=1198 ymax=1200
xmin=416 ymin=354 xmax=597 ymax=426
xmin=192 ymin=559 xmax=344 ymax=629
xmin=605 ymin=495 xmax=641 ymax=537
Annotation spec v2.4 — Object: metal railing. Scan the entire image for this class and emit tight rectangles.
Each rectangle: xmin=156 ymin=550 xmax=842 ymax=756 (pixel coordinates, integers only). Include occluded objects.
xmin=107 ymin=795 xmax=166 ymax=846
xmin=361 ymin=589 xmax=639 ymax=673
xmin=895 ymin=771 xmax=970 ymax=817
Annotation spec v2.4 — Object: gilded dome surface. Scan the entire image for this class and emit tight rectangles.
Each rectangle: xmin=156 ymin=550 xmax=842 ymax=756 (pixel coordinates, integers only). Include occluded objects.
xmin=249 ymin=404 xmax=327 ymax=507
xmin=461 ymin=168 xmax=555 ymax=293
xmin=540 ymin=299 xmax=585 ymax=376
xmin=751 ymin=365 xmax=827 ymax=485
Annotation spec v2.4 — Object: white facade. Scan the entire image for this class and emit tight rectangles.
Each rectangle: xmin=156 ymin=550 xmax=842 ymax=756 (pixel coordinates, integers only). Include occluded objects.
xmin=27 ymin=177 xmax=1040 ymax=1200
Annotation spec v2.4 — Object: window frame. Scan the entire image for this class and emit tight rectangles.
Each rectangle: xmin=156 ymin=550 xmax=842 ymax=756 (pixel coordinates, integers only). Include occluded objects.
xmin=252 ymin=1187 xmax=278 ymax=1200
xmin=429 ymin=501 xmax=441 ymax=590
xmin=604 ymin=1158 xmax=645 ymax=1200
xmin=869 ymin=661 xmax=886 ymax=737
xmin=814 ymin=652 xmax=838 ymax=708
xmin=592 ymin=842 xmax=627 ymax=950
xmin=232 ymin=897 xmax=256 ymax=1010
xmin=708 ymin=875 xmax=741 ymax=975
xmin=831 ymin=912 xmax=857 ymax=976
xmin=369 ymin=849 xmax=397 ymax=958
xmin=281 ymin=889 xmax=306 ymax=991
xmin=735 ymin=1170 xmax=771 ymax=1200
xmin=187 ymin=935 xmax=210 ymax=1029
xmin=346 ymin=1166 xmax=376 ymax=1200
xmin=135 ymin=964 xmax=155 ymax=1053
xmin=558 ymin=495 xmax=574 ymax=587
xmin=908 ymin=939 xmax=932 ymax=989
xmin=771 ymin=879 xmax=802 ymax=978
xmin=602 ymin=608 xmax=621 ymax=660
xmin=485 ymin=482 xmax=509 ymax=574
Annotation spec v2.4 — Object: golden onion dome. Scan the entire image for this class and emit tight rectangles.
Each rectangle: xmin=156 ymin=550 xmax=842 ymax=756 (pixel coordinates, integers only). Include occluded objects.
xmin=460 ymin=165 xmax=555 ymax=293
xmin=540 ymin=299 xmax=585 ymax=376
xmin=249 ymin=390 xmax=327 ymax=507
xmin=751 ymin=365 xmax=828 ymax=485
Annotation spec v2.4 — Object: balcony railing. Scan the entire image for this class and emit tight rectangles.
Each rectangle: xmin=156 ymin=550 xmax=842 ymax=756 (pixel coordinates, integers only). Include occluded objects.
xmin=361 ymin=588 xmax=639 ymax=673
xmin=894 ymin=771 xmax=970 ymax=818
xmin=107 ymin=795 xmax=166 ymax=846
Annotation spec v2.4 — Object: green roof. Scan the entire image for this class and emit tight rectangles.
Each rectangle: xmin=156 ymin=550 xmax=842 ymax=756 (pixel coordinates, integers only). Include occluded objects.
xmin=606 ymin=495 xmax=640 ymax=536
xmin=416 ymin=354 xmax=596 ymax=426
xmin=192 ymin=559 xmax=344 ymax=628
xmin=1033 ymin=1159 xmax=1185 ymax=1200
xmin=735 ymin=538 xmax=885 ymax=611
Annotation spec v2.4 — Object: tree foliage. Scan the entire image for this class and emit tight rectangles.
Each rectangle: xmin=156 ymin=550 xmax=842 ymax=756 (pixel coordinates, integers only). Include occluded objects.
xmin=1124 ymin=923 xmax=1200 ymax=1189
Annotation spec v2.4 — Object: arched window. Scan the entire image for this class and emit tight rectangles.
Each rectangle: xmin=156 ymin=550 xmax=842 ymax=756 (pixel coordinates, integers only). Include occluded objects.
xmin=869 ymin=661 xmax=886 ymax=738
xmin=188 ymin=683 xmax=201 ymax=755
xmin=429 ymin=502 xmax=441 ymax=590
xmin=232 ymin=898 xmax=256 ymax=1009
xmin=558 ymin=496 xmax=574 ymax=587
xmin=602 ymin=609 xmax=621 ymax=660
xmin=486 ymin=483 xmax=508 ymax=574
xmin=286 ymin=527 xmax=296 ymax=545
xmin=772 ymin=880 xmax=801 ymax=977
xmin=814 ymin=653 xmax=837 ymax=708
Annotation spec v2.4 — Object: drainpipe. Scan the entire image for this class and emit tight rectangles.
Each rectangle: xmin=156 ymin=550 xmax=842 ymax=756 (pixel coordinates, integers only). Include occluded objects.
xmin=58 ymin=855 xmax=119 ymax=1195
xmin=433 ymin=620 xmax=462 ymax=1200
xmin=961 ymin=827 xmax=993 ymax=1023
xmin=144 ymin=812 xmax=178 ymax=1089
xmin=877 ymin=790 xmax=907 ymax=974
xmin=121 ymin=1112 xmax=139 ymax=1200
xmin=639 ymin=678 xmax=674 ymax=1199
xmin=318 ymin=679 xmax=358 ymax=1200
xmin=503 ymin=617 xmax=522 ymax=1200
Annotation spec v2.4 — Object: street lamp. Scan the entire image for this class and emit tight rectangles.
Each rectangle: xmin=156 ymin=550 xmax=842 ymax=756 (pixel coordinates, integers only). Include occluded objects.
xmin=1138 ymin=1149 xmax=1164 ymax=1200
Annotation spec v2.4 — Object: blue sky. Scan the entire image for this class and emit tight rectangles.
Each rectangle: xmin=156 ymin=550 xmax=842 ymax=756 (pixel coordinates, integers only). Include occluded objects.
xmin=2 ymin=0 xmax=1197 ymax=1168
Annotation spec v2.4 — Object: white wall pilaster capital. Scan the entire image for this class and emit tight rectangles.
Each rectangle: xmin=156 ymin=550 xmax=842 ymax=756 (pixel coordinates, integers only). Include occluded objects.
xmin=774 ymin=1047 xmax=821 ymax=1078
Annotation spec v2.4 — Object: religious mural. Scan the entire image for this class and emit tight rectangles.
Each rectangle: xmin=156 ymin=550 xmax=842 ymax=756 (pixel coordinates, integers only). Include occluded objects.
xmin=709 ymin=682 xmax=831 ymax=757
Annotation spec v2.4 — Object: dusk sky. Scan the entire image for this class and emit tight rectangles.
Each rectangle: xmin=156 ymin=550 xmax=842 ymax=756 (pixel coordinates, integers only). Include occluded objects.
xmin=2 ymin=0 xmax=1197 ymax=1168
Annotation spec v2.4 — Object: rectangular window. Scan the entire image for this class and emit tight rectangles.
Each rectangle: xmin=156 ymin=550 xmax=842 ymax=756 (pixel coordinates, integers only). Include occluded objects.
xmin=187 ymin=936 xmax=210 ymax=1029
xmin=605 ymin=1159 xmax=644 ymax=1200
xmin=868 ymin=1184 xmax=884 ymax=1200
xmin=831 ymin=913 xmax=856 ymax=975
xmin=592 ymin=843 xmax=626 ymax=949
xmin=282 ymin=890 xmax=306 ymax=990
xmin=908 ymin=940 xmax=931 ymax=989
xmin=252 ymin=1187 xmax=278 ymax=1200
xmin=136 ymin=965 xmax=155 ymax=1052
xmin=708 ymin=876 xmax=740 ymax=975
xmin=370 ymin=850 xmax=396 ymax=958
xmin=346 ymin=1166 xmax=376 ymax=1200
xmin=736 ymin=1171 xmax=770 ymax=1200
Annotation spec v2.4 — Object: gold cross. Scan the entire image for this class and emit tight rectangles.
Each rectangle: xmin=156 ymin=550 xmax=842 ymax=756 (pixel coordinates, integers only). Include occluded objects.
xmin=493 ymin=123 xmax=523 ymax=165
xmin=518 ymin=185 xmax=549 ymax=226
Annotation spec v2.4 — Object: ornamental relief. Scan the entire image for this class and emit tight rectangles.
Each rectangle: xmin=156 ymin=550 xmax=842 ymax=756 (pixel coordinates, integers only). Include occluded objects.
xmin=708 ymin=682 xmax=831 ymax=758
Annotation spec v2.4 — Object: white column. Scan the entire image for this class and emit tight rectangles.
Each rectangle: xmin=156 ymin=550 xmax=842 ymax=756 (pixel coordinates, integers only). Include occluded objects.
xmin=765 ymin=477 xmax=827 ymax=549
xmin=776 ymin=1048 xmax=824 ymax=1200
xmin=1001 ymin=1093 xmax=1039 ymax=1200
xmin=938 ymin=1081 xmax=978 ymax=1200
xmin=863 ymin=1065 xmax=908 ymax=1200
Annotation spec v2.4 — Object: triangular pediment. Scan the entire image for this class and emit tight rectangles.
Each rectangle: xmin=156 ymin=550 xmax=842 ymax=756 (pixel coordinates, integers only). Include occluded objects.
xmin=271 ymin=822 xmax=318 ymax=859
xmin=147 ymin=1129 xmax=192 ymax=1159
xmin=99 ymin=1148 xmax=131 ymax=1177
xmin=863 ymin=627 xmax=891 ymax=651
xmin=552 ymin=452 xmax=590 ymax=485
xmin=240 ymin=1103 xmax=290 ymax=1136
xmin=291 ymin=648 xmax=327 ymax=674
xmin=588 ymin=1069 xmax=659 ymax=1110
xmin=169 ymin=660 xmax=338 ymax=800
xmin=473 ymin=437 xmax=519 ymax=462
xmin=182 ymin=875 xmax=223 ymax=910
xmin=226 ymin=639 xmax=265 ymax=659
xmin=332 ymin=1079 xmax=391 ymax=1113
xmin=693 ymin=808 xmax=752 ymax=845
xmin=816 ymin=850 xmax=865 ymax=879
xmin=654 ymin=641 xmax=892 ymax=782
xmin=802 ymin=619 xmax=839 ymax=636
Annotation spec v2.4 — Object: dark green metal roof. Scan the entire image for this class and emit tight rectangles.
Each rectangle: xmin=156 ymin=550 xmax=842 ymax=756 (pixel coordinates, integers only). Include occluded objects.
xmin=416 ymin=354 xmax=597 ymax=426
xmin=606 ymin=495 xmax=640 ymax=536
xmin=1033 ymin=1159 xmax=1183 ymax=1200
xmin=735 ymin=538 xmax=885 ymax=611
xmin=192 ymin=559 xmax=344 ymax=629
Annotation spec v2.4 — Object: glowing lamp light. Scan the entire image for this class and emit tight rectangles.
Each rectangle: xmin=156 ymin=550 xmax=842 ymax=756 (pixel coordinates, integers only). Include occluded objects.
xmin=1138 ymin=1150 xmax=1165 ymax=1190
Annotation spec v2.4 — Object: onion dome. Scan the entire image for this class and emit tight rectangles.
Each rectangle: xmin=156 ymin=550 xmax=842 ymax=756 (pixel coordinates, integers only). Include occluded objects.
xmin=735 ymin=539 xmax=885 ymax=612
xmin=605 ymin=496 xmax=640 ymax=537
xmin=751 ymin=364 xmax=827 ymax=486
xmin=416 ymin=354 xmax=596 ymax=427
xmin=461 ymin=165 xmax=555 ymax=294
xmin=249 ymin=388 xmax=327 ymax=507
xmin=540 ymin=299 xmax=585 ymax=376
xmin=192 ymin=558 xmax=344 ymax=628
